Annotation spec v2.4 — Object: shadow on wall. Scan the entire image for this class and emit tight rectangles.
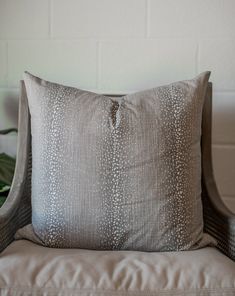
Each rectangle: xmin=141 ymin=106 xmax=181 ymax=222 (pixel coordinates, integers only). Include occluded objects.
xmin=211 ymin=92 xmax=235 ymax=211
xmin=212 ymin=92 xmax=235 ymax=145
xmin=0 ymin=93 xmax=19 ymax=157
xmin=4 ymin=94 xmax=19 ymax=127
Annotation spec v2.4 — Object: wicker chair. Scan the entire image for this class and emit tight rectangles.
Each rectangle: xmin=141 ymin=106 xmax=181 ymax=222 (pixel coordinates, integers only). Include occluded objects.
xmin=0 ymin=81 xmax=235 ymax=295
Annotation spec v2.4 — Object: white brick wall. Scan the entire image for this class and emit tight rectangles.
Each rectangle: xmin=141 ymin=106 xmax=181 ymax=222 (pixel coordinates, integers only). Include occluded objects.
xmin=52 ymin=0 xmax=146 ymax=38
xmin=99 ymin=39 xmax=196 ymax=92
xmin=8 ymin=40 xmax=97 ymax=88
xmin=0 ymin=0 xmax=235 ymax=210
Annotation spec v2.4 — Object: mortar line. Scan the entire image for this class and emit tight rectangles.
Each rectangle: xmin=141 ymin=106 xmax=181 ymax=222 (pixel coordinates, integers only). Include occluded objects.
xmin=223 ymin=195 xmax=235 ymax=199
xmin=6 ymin=41 xmax=9 ymax=88
xmin=212 ymin=143 xmax=235 ymax=148
xmin=195 ymin=42 xmax=199 ymax=75
xmin=96 ymin=41 xmax=101 ymax=90
xmin=145 ymin=0 xmax=150 ymax=38
xmin=49 ymin=0 xmax=52 ymax=38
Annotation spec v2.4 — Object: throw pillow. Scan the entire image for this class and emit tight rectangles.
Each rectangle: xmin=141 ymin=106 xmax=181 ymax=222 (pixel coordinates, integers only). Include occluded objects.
xmin=18 ymin=71 xmax=215 ymax=251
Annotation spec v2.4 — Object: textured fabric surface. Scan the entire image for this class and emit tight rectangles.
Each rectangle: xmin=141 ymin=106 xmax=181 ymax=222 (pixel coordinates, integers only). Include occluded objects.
xmin=20 ymin=71 xmax=215 ymax=251
xmin=0 ymin=240 xmax=234 ymax=296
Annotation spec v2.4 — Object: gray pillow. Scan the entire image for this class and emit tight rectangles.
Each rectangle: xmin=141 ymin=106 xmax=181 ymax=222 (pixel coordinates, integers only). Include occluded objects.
xmin=19 ymin=71 xmax=215 ymax=251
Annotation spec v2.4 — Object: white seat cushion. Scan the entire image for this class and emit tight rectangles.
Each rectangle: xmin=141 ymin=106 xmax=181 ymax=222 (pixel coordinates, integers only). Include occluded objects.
xmin=0 ymin=240 xmax=235 ymax=296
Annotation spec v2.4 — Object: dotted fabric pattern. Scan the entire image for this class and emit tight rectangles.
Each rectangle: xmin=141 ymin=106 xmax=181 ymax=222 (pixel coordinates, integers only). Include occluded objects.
xmin=21 ymin=71 xmax=215 ymax=251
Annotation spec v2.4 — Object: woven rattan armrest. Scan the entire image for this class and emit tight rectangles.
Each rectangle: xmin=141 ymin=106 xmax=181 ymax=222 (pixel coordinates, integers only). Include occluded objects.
xmin=0 ymin=82 xmax=31 ymax=252
xmin=202 ymin=83 xmax=235 ymax=261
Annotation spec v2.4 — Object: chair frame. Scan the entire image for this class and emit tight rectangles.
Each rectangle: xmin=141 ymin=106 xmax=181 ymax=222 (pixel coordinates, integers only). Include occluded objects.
xmin=1 ymin=81 xmax=235 ymax=260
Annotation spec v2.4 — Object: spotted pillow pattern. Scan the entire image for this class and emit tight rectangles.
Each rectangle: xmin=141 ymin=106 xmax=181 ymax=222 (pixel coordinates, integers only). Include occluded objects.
xmin=20 ymin=71 xmax=215 ymax=251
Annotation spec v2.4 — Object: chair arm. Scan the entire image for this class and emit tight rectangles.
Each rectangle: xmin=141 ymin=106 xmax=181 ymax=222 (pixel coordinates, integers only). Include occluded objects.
xmin=202 ymin=173 xmax=235 ymax=261
xmin=0 ymin=181 xmax=28 ymax=252
xmin=201 ymin=83 xmax=235 ymax=261
xmin=0 ymin=81 xmax=31 ymax=252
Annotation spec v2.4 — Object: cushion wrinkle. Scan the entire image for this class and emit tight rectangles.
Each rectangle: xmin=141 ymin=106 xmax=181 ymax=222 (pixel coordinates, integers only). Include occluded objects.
xmin=0 ymin=241 xmax=235 ymax=296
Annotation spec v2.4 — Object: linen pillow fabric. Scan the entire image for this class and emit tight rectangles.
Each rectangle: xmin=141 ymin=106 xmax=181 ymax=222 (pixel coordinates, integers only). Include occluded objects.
xmin=21 ymin=71 xmax=215 ymax=251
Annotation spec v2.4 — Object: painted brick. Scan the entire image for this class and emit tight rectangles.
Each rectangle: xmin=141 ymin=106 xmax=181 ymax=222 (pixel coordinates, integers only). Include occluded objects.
xmin=199 ymin=40 xmax=235 ymax=90
xmin=212 ymin=92 xmax=235 ymax=144
xmin=149 ymin=0 xmax=235 ymax=38
xmin=212 ymin=145 xmax=235 ymax=196
xmin=0 ymin=0 xmax=49 ymax=39
xmin=0 ymin=42 xmax=7 ymax=87
xmin=52 ymin=0 xmax=146 ymax=38
xmin=8 ymin=41 xmax=97 ymax=88
xmin=99 ymin=39 xmax=196 ymax=92
xmin=149 ymin=0 xmax=198 ymax=38
xmin=223 ymin=197 xmax=235 ymax=214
